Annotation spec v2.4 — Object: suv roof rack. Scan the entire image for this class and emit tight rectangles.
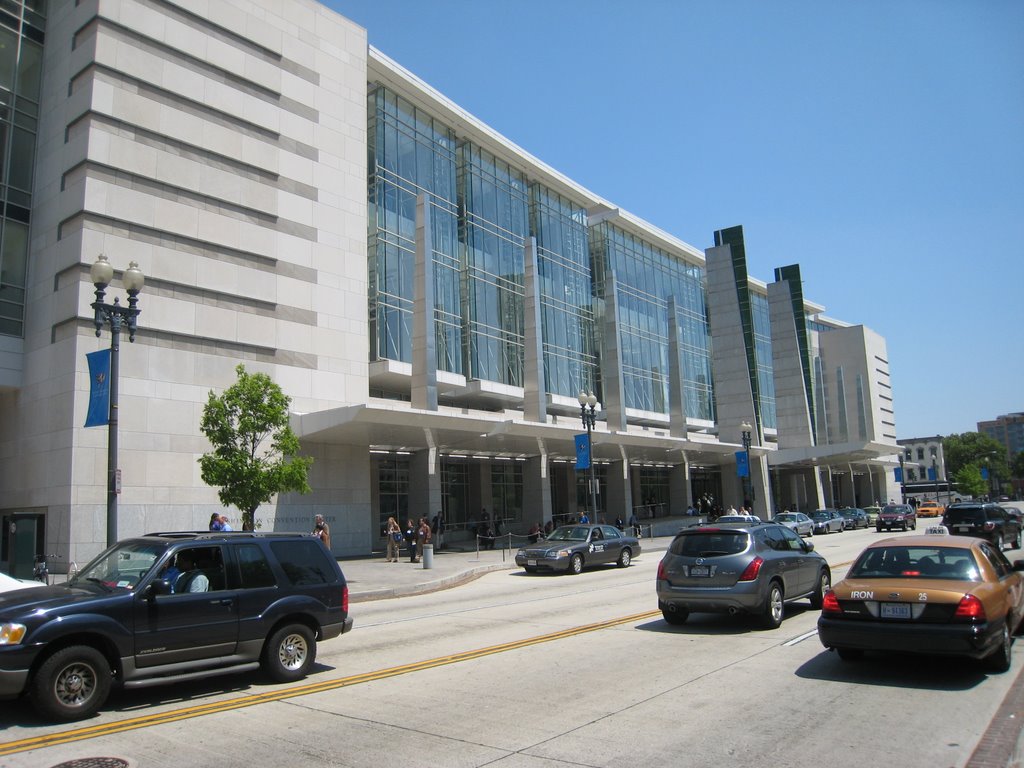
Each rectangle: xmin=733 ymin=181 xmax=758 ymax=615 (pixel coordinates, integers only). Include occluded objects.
xmin=141 ymin=531 xmax=309 ymax=539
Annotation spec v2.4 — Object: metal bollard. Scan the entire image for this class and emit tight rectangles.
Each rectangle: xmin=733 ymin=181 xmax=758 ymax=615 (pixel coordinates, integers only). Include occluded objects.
xmin=422 ymin=543 xmax=434 ymax=569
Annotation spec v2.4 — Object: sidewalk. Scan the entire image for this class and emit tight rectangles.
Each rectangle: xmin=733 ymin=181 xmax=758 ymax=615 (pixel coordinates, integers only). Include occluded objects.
xmin=340 ymin=535 xmax=674 ymax=602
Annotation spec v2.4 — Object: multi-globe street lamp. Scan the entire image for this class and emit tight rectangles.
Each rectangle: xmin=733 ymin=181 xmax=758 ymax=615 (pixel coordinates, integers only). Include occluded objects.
xmin=740 ymin=421 xmax=753 ymax=508
xmin=90 ymin=255 xmax=144 ymax=547
xmin=578 ymin=391 xmax=599 ymax=523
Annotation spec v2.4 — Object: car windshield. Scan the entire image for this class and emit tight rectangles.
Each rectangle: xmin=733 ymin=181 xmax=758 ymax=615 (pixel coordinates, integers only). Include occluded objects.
xmin=777 ymin=514 xmax=797 ymax=522
xmin=848 ymin=546 xmax=980 ymax=581
xmin=881 ymin=506 xmax=905 ymax=514
xmin=812 ymin=512 xmax=830 ymax=520
xmin=670 ymin=530 xmax=749 ymax=557
xmin=545 ymin=526 xmax=591 ymax=542
xmin=70 ymin=540 xmax=168 ymax=590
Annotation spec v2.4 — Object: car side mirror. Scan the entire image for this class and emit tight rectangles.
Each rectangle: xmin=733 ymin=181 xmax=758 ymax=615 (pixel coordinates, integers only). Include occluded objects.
xmin=804 ymin=540 xmax=815 ymax=552
xmin=145 ymin=579 xmax=174 ymax=598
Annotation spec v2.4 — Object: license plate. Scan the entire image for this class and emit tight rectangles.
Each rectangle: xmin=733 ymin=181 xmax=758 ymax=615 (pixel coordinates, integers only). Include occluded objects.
xmin=527 ymin=559 xmax=537 ymax=566
xmin=690 ymin=565 xmax=710 ymax=577
xmin=881 ymin=602 xmax=911 ymax=619
xmin=956 ymin=526 xmax=971 ymax=534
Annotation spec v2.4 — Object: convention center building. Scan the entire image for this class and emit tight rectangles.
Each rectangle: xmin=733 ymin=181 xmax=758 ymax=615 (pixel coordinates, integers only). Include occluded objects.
xmin=0 ymin=0 xmax=900 ymax=566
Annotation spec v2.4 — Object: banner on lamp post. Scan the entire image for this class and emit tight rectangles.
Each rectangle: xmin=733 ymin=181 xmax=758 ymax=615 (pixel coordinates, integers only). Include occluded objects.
xmin=85 ymin=349 xmax=111 ymax=428
xmin=575 ymin=434 xmax=591 ymax=470
xmin=735 ymin=450 xmax=749 ymax=478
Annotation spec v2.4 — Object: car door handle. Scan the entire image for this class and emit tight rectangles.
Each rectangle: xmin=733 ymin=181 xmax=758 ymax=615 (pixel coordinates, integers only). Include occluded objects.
xmin=210 ymin=598 xmax=233 ymax=606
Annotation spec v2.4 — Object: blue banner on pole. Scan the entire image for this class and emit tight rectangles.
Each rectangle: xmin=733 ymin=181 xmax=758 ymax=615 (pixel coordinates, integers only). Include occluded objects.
xmin=575 ymin=434 xmax=590 ymax=470
xmin=927 ymin=467 xmax=936 ymax=481
xmin=85 ymin=349 xmax=110 ymax=428
xmin=736 ymin=450 xmax=749 ymax=478
xmin=894 ymin=467 xmax=903 ymax=483
xmin=981 ymin=467 xmax=989 ymax=480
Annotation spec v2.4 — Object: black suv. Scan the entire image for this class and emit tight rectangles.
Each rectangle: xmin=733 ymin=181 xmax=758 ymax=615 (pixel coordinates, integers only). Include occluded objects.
xmin=0 ymin=531 xmax=353 ymax=721
xmin=942 ymin=503 xmax=1023 ymax=551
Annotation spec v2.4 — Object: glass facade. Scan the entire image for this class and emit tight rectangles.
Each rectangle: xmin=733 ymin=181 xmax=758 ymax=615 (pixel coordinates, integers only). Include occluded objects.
xmin=750 ymin=292 xmax=776 ymax=429
xmin=367 ymin=87 xmax=461 ymax=372
xmin=530 ymin=184 xmax=595 ymax=397
xmin=0 ymin=0 xmax=44 ymax=338
xmin=459 ymin=142 xmax=528 ymax=385
xmin=591 ymin=221 xmax=714 ymax=419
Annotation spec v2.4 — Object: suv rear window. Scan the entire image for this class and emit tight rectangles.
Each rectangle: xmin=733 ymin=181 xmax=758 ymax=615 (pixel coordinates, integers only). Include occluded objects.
xmin=670 ymin=531 xmax=749 ymax=557
xmin=944 ymin=508 xmax=983 ymax=524
xmin=270 ymin=540 xmax=338 ymax=585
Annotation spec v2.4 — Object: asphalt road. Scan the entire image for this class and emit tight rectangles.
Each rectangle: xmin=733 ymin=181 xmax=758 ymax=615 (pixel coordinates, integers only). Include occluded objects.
xmin=2 ymin=526 xmax=1022 ymax=767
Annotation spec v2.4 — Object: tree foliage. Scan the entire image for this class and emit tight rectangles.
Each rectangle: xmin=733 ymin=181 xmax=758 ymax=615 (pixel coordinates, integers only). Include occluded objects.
xmin=1013 ymin=452 xmax=1024 ymax=482
xmin=943 ymin=432 xmax=1008 ymax=479
xmin=199 ymin=364 xmax=313 ymax=530
xmin=952 ymin=464 xmax=987 ymax=499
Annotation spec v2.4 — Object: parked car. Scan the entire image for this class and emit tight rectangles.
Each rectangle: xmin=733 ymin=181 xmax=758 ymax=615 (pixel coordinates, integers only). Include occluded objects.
xmin=515 ymin=524 xmax=640 ymax=574
xmin=876 ymin=504 xmax=917 ymax=532
xmin=775 ymin=512 xmax=813 ymax=537
xmin=863 ymin=505 xmax=882 ymax=524
xmin=656 ymin=521 xmax=830 ymax=629
xmin=942 ymin=503 xmax=1022 ymax=551
xmin=839 ymin=508 xmax=869 ymax=530
xmin=917 ymin=501 xmax=945 ymax=518
xmin=811 ymin=510 xmax=845 ymax=534
xmin=0 ymin=572 xmax=45 ymax=594
xmin=818 ymin=532 xmax=1024 ymax=671
xmin=0 ymin=531 xmax=353 ymax=721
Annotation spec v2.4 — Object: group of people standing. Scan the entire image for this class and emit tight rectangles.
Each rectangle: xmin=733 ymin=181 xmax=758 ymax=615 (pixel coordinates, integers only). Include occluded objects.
xmin=383 ymin=515 xmax=439 ymax=562
xmin=208 ymin=513 xmax=232 ymax=532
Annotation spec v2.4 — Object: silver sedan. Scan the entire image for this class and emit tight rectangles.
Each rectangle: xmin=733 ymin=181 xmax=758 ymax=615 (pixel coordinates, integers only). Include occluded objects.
xmin=775 ymin=512 xmax=813 ymax=537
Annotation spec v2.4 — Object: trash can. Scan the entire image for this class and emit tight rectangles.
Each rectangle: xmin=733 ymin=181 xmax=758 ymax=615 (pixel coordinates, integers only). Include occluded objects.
xmin=422 ymin=543 xmax=434 ymax=569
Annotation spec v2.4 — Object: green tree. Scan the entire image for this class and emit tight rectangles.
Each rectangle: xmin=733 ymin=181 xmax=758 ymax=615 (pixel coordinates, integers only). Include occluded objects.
xmin=952 ymin=464 xmax=987 ymax=499
xmin=199 ymin=364 xmax=313 ymax=530
xmin=1012 ymin=451 xmax=1024 ymax=483
xmin=943 ymin=432 xmax=1008 ymax=479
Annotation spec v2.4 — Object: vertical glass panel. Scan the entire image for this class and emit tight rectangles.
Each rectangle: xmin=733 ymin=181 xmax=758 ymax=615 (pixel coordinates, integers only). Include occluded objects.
xmin=8 ymin=125 xmax=34 ymax=191
xmin=0 ymin=27 xmax=16 ymax=92
xmin=15 ymin=39 xmax=41 ymax=99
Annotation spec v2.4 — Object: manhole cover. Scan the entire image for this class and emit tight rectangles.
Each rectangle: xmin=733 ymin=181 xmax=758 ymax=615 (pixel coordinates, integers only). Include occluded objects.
xmin=50 ymin=759 xmax=129 ymax=768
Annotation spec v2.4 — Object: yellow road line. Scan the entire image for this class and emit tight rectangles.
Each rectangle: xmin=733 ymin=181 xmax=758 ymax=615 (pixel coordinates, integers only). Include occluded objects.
xmin=0 ymin=609 xmax=659 ymax=756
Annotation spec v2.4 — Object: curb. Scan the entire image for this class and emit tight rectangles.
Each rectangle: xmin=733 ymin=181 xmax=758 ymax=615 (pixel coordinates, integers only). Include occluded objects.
xmin=349 ymin=561 xmax=516 ymax=603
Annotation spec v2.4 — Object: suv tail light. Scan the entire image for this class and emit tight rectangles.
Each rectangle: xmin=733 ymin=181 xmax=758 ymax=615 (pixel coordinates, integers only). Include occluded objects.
xmin=342 ymin=584 xmax=349 ymax=614
xmin=821 ymin=590 xmax=841 ymax=614
xmin=953 ymin=594 xmax=986 ymax=621
xmin=737 ymin=556 xmax=764 ymax=581
xmin=983 ymin=521 xmax=995 ymax=532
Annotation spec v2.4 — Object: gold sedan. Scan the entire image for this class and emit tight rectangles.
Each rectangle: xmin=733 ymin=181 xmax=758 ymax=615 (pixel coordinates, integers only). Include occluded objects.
xmin=818 ymin=533 xmax=1024 ymax=671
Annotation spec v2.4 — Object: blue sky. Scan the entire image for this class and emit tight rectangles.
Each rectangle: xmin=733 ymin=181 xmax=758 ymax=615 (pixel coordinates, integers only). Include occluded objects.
xmin=327 ymin=0 xmax=1024 ymax=440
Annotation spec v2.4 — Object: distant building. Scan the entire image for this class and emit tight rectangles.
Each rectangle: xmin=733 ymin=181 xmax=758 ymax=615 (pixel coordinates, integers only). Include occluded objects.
xmin=896 ymin=437 xmax=950 ymax=502
xmin=978 ymin=413 xmax=1024 ymax=461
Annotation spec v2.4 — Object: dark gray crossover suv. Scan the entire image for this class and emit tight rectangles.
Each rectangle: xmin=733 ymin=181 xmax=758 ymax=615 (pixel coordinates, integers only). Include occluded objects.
xmin=942 ymin=503 xmax=1023 ymax=551
xmin=0 ymin=531 xmax=352 ymax=721
xmin=656 ymin=522 xmax=831 ymax=629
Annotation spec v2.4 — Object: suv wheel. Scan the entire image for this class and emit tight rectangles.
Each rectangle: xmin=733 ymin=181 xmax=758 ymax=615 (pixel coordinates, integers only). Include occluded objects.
xmin=995 ymin=534 xmax=1005 ymax=551
xmin=30 ymin=645 xmax=111 ymax=721
xmin=810 ymin=569 xmax=831 ymax=610
xmin=262 ymin=623 xmax=316 ymax=683
xmin=760 ymin=582 xmax=785 ymax=630
xmin=662 ymin=606 xmax=689 ymax=625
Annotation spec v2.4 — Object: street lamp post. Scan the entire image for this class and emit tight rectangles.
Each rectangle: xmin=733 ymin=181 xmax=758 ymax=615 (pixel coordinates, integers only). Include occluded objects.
xmin=741 ymin=421 xmax=753 ymax=509
xmin=578 ymin=391 xmax=598 ymax=523
xmin=90 ymin=255 xmax=144 ymax=547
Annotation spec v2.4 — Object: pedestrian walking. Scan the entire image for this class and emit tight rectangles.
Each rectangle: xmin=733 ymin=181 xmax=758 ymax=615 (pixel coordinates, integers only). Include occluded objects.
xmin=385 ymin=516 xmax=402 ymax=562
xmin=406 ymin=519 xmax=418 ymax=562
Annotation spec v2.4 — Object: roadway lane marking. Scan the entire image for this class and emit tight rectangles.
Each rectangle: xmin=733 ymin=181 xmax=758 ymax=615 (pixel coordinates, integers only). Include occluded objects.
xmin=782 ymin=629 xmax=819 ymax=647
xmin=0 ymin=609 xmax=659 ymax=757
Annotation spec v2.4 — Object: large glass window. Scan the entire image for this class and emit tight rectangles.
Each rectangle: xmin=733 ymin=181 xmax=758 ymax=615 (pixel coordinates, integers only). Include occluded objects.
xmin=367 ymin=87 xmax=460 ymax=371
xmin=750 ymin=292 xmax=776 ymax=430
xmin=491 ymin=462 xmax=523 ymax=528
xmin=591 ymin=222 xmax=714 ymax=419
xmin=459 ymin=143 xmax=528 ymax=386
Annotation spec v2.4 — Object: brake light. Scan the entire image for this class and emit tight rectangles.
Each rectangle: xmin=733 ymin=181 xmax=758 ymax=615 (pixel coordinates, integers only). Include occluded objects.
xmin=737 ymin=556 xmax=763 ymax=581
xmin=821 ymin=590 xmax=841 ymax=614
xmin=657 ymin=560 xmax=667 ymax=580
xmin=342 ymin=584 xmax=349 ymax=614
xmin=953 ymin=594 xmax=986 ymax=621
xmin=983 ymin=522 xmax=995 ymax=532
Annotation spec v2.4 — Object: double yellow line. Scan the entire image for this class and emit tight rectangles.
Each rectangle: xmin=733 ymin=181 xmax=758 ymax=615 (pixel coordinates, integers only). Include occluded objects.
xmin=0 ymin=609 xmax=658 ymax=756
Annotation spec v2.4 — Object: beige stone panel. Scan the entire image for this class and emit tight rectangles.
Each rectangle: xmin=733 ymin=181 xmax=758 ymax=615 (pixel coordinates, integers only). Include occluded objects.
xmin=145 ymin=397 xmax=196 ymax=436
xmin=274 ymin=231 xmax=314 ymax=268
xmin=144 ymin=449 xmax=195 ymax=489
xmin=234 ymin=267 xmax=276 ymax=305
xmin=146 ymin=346 xmax=197 ymax=390
xmin=194 ymin=304 xmax=239 ymax=344
xmin=276 ymin=151 xmax=314 ymax=186
xmin=195 ymin=209 xmax=242 ymax=251
xmin=152 ymin=197 xmax=201 ymax=241
xmin=275 ymin=319 xmax=313 ymax=356
xmin=157 ymin=103 xmax=206 ymax=146
xmin=143 ymin=292 xmax=196 ymax=336
xmin=279 ymin=111 xmax=314 ymax=147
xmin=100 ymin=184 xmax=157 ymax=228
xmin=276 ymin=192 xmax=314 ymax=227
xmin=193 ymin=250 xmax=241 ymax=293
xmin=236 ymin=314 xmax=276 ymax=348
xmin=272 ymin=365 xmax=314 ymax=402
xmin=238 ymin=134 xmax=279 ymax=175
xmin=106 ymin=0 xmax=167 ymax=41
xmin=236 ymin=179 xmax=277 ymax=215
